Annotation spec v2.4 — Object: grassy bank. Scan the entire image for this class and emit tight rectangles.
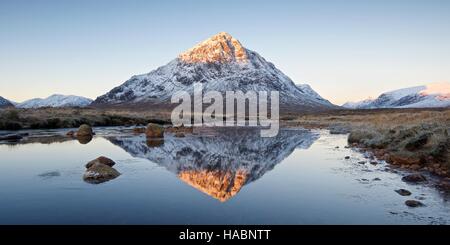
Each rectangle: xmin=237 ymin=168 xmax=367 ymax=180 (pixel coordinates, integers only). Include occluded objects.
xmin=0 ymin=107 xmax=171 ymax=130
xmin=285 ymin=108 xmax=450 ymax=174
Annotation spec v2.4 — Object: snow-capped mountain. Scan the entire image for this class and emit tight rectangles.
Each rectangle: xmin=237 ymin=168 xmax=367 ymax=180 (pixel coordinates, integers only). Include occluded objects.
xmin=93 ymin=32 xmax=336 ymax=110
xmin=343 ymin=83 xmax=450 ymax=109
xmin=17 ymin=94 xmax=93 ymax=108
xmin=0 ymin=96 xmax=14 ymax=108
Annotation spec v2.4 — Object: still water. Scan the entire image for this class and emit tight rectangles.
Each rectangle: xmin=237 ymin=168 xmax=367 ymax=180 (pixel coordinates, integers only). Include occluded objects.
xmin=0 ymin=127 xmax=449 ymax=224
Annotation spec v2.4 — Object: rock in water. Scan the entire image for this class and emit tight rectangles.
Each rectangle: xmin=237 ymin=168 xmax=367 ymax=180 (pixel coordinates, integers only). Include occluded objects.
xmin=402 ymin=174 xmax=427 ymax=183
xmin=83 ymin=158 xmax=120 ymax=184
xmin=77 ymin=124 xmax=93 ymax=137
xmin=145 ymin=123 xmax=164 ymax=138
xmin=395 ymin=189 xmax=412 ymax=196
xmin=85 ymin=156 xmax=116 ymax=168
xmin=405 ymin=200 xmax=424 ymax=207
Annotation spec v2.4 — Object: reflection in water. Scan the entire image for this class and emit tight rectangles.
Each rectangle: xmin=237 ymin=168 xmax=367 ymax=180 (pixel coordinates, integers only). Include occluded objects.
xmin=107 ymin=127 xmax=318 ymax=201
xmin=77 ymin=135 xmax=93 ymax=144
xmin=37 ymin=171 xmax=61 ymax=180
xmin=146 ymin=138 xmax=164 ymax=147
xmin=178 ymin=169 xmax=248 ymax=202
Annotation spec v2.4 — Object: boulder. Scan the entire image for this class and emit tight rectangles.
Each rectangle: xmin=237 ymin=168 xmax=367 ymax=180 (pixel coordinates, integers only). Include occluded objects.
xmin=83 ymin=160 xmax=120 ymax=184
xmin=405 ymin=200 xmax=424 ymax=207
xmin=402 ymin=173 xmax=427 ymax=183
xmin=395 ymin=189 xmax=412 ymax=196
xmin=145 ymin=123 xmax=164 ymax=138
xmin=76 ymin=124 xmax=93 ymax=137
xmin=85 ymin=156 xmax=116 ymax=169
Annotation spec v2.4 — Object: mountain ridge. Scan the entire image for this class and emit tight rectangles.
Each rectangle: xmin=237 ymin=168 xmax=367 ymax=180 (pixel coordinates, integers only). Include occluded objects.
xmin=17 ymin=94 xmax=93 ymax=108
xmin=343 ymin=83 xmax=450 ymax=109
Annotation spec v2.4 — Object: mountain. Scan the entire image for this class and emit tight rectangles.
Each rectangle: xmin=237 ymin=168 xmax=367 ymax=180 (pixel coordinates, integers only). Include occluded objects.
xmin=93 ymin=32 xmax=336 ymax=111
xmin=343 ymin=83 xmax=450 ymax=109
xmin=106 ymin=127 xmax=318 ymax=201
xmin=17 ymin=94 xmax=93 ymax=108
xmin=0 ymin=96 xmax=14 ymax=108
xmin=342 ymin=98 xmax=374 ymax=109
xmin=296 ymin=84 xmax=331 ymax=105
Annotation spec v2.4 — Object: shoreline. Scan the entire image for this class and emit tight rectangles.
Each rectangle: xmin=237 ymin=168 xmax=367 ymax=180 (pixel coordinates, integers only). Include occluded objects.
xmin=1 ymin=107 xmax=449 ymax=188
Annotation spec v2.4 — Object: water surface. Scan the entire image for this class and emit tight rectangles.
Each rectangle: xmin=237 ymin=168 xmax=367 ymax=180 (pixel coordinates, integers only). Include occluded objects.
xmin=0 ymin=127 xmax=449 ymax=224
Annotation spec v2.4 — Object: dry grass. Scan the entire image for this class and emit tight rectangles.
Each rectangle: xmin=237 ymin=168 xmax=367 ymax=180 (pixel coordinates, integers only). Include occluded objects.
xmin=283 ymin=108 xmax=450 ymax=129
xmin=0 ymin=107 xmax=172 ymax=130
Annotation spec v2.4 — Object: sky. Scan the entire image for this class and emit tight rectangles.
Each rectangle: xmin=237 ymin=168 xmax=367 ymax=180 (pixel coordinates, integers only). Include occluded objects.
xmin=1 ymin=0 xmax=449 ymax=105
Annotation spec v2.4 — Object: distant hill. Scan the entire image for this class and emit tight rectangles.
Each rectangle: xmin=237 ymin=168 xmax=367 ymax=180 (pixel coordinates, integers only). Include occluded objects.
xmin=343 ymin=83 xmax=450 ymax=109
xmin=16 ymin=94 xmax=93 ymax=108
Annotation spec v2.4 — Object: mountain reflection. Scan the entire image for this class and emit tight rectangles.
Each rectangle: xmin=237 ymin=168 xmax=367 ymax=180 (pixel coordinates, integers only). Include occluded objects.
xmin=107 ymin=127 xmax=318 ymax=202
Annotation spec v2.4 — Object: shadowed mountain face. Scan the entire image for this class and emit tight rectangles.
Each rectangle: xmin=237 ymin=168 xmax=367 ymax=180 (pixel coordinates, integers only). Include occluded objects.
xmin=107 ymin=127 xmax=318 ymax=201
xmin=0 ymin=96 xmax=14 ymax=108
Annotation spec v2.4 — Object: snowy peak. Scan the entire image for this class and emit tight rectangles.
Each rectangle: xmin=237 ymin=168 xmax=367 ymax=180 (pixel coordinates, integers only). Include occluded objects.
xmin=93 ymin=32 xmax=337 ymax=110
xmin=179 ymin=32 xmax=248 ymax=64
xmin=17 ymin=94 xmax=93 ymax=108
xmin=343 ymin=82 xmax=450 ymax=109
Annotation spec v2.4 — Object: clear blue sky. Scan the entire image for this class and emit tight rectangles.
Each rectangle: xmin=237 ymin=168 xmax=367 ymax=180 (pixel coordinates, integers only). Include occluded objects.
xmin=1 ymin=0 xmax=449 ymax=104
